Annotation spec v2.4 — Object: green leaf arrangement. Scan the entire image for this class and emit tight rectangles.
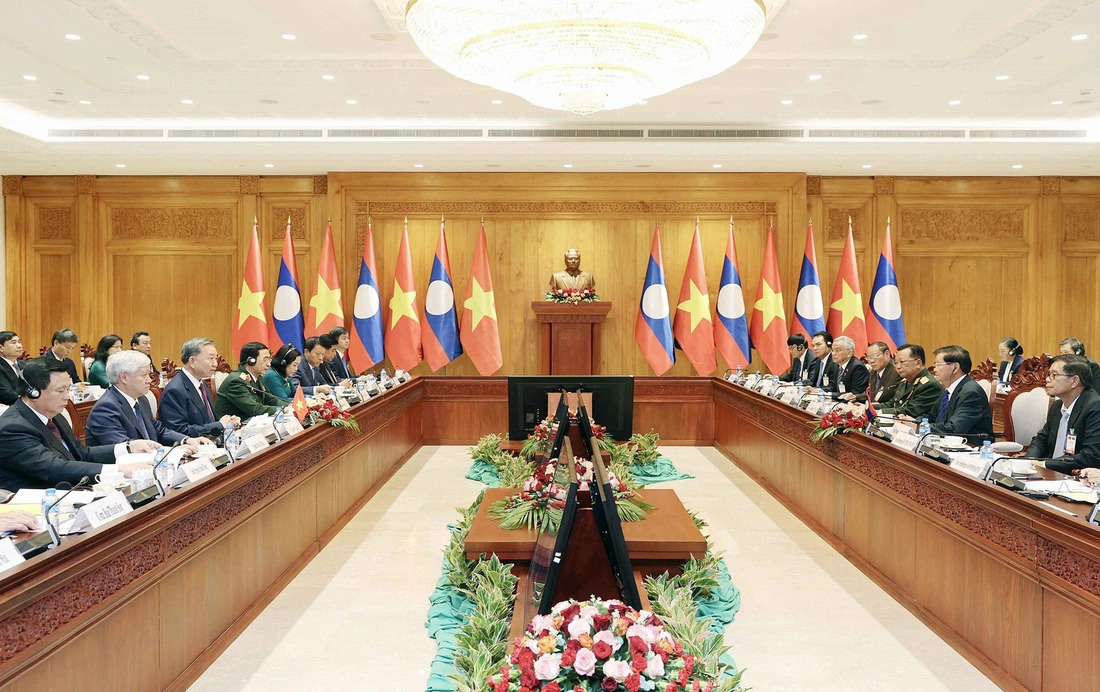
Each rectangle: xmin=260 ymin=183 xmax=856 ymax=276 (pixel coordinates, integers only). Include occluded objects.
xmin=449 ymin=555 xmax=518 ymax=691
xmin=628 ymin=429 xmax=663 ymax=466
xmin=467 ymin=432 xmax=504 ymax=461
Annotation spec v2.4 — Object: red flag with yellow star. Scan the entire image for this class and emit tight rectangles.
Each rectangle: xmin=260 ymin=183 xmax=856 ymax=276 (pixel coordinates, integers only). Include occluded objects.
xmin=749 ymin=224 xmax=790 ymax=374
xmin=232 ymin=221 xmax=272 ymax=359
xmin=291 ymin=384 xmax=309 ymax=422
xmin=826 ymin=219 xmax=869 ymax=357
xmin=672 ymin=222 xmax=716 ymax=376
xmin=459 ymin=222 xmax=503 ymax=376
xmin=385 ymin=219 xmax=423 ymax=371
xmin=305 ymin=221 xmax=345 ymax=336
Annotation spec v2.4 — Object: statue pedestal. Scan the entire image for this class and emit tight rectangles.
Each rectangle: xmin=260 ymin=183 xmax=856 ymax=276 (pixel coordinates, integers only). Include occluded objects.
xmin=530 ymin=301 xmax=612 ymax=375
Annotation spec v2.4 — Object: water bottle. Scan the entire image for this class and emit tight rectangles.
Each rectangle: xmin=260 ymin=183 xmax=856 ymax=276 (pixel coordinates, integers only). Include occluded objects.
xmin=273 ymin=410 xmax=285 ymax=439
xmin=222 ymin=423 xmax=237 ymax=461
xmin=42 ymin=488 xmax=58 ymax=528
xmin=68 ymin=383 xmax=80 ymax=403
xmin=734 ymin=365 xmax=743 ymax=382
xmin=158 ymin=370 xmax=168 ymax=388
xmin=918 ymin=418 xmax=931 ymax=437
xmin=980 ymin=441 xmax=992 ymax=460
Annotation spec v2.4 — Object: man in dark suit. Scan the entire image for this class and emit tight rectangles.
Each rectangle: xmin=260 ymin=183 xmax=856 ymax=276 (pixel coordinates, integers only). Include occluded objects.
xmin=1058 ymin=338 xmax=1100 ymax=396
xmin=43 ymin=328 xmax=82 ymax=383
xmin=84 ymin=351 xmax=210 ymax=449
xmin=130 ymin=331 xmax=155 ymax=367
xmin=160 ymin=337 xmax=241 ymax=437
xmin=807 ymin=331 xmax=836 ymax=390
xmin=294 ymin=336 xmax=334 ymax=396
xmin=214 ymin=342 xmax=285 ymax=421
xmin=865 ymin=341 xmax=902 ymax=404
xmin=1027 ymin=354 xmax=1100 ymax=474
xmin=318 ymin=333 xmax=352 ymax=388
xmin=0 ymin=330 xmax=25 ymax=405
xmin=875 ymin=343 xmax=944 ymax=421
xmin=328 ymin=326 xmax=356 ymax=379
xmin=929 ymin=345 xmax=994 ymax=443
xmin=0 ymin=358 xmax=157 ymax=492
xmin=779 ymin=334 xmax=818 ymax=384
xmin=828 ymin=335 xmax=871 ymax=401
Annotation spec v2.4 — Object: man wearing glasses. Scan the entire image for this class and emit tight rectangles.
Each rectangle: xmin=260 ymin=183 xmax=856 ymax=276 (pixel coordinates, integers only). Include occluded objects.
xmin=928 ymin=345 xmax=994 ymax=443
xmin=1026 ymin=354 xmax=1100 ymax=474
xmin=864 ymin=341 xmax=902 ymax=404
xmin=872 ymin=343 xmax=943 ymax=421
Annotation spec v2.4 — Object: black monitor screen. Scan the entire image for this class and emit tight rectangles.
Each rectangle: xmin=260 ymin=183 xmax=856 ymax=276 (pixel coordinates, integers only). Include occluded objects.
xmin=507 ymin=376 xmax=634 ymax=440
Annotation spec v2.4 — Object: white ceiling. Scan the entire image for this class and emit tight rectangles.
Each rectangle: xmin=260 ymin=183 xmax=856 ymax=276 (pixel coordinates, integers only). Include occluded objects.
xmin=1 ymin=0 xmax=1098 ymax=176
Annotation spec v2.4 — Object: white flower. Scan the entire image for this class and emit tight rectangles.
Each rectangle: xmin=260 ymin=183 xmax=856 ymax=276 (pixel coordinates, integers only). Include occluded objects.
xmin=626 ymin=623 xmax=656 ymax=645
xmin=580 ymin=605 xmax=600 ymax=619
xmin=602 ymin=659 xmax=632 ymax=682
xmin=529 ymin=614 xmax=554 ymax=634
xmin=534 ymin=653 xmax=561 ymax=681
xmin=567 ymin=616 xmax=592 ymax=638
xmin=645 ymin=654 xmax=665 ymax=678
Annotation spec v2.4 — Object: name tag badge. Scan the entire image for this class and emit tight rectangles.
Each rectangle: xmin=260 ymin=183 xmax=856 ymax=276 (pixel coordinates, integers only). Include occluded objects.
xmin=839 ymin=383 xmax=846 ymax=394
xmin=70 ymin=490 xmax=133 ymax=532
xmin=823 ymin=375 xmax=830 ymax=387
xmin=182 ymin=458 xmax=217 ymax=483
xmin=0 ymin=537 xmax=26 ymax=574
xmin=874 ymin=391 xmax=882 ymax=402
xmin=1065 ymin=433 xmax=1077 ymax=455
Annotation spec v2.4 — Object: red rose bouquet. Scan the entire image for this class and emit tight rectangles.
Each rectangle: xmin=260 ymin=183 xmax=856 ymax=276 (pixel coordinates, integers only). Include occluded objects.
xmin=810 ymin=406 xmax=868 ymax=442
xmin=308 ymin=398 xmax=361 ymax=433
xmin=544 ymin=287 xmax=600 ymax=305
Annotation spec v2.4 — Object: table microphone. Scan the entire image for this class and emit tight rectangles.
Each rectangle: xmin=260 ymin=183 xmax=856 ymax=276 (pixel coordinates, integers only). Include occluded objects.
xmin=242 ymin=382 xmax=292 ymax=406
xmin=151 ymin=439 xmax=189 ymax=499
xmin=45 ymin=476 xmax=92 ymax=549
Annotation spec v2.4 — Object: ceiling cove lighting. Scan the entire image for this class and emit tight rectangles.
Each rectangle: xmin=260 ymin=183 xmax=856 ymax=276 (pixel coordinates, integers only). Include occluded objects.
xmin=405 ymin=0 xmax=774 ymax=115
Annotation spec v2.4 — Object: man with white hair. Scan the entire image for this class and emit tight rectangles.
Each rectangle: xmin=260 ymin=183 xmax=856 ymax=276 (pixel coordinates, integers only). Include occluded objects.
xmin=84 ymin=350 xmax=210 ymax=449
xmin=828 ymin=335 xmax=870 ymax=400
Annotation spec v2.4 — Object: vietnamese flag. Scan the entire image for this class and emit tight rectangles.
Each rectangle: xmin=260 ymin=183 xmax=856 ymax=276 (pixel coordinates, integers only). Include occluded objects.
xmin=291 ymin=384 xmax=309 ymax=422
xmin=672 ymin=221 xmax=716 ymax=376
xmin=385 ymin=219 xmax=423 ymax=371
xmin=305 ymin=221 xmax=345 ymax=335
xmin=459 ymin=221 xmax=503 ymax=376
xmin=749 ymin=223 xmax=790 ymax=374
xmin=826 ymin=218 xmax=869 ymax=357
xmin=232 ymin=219 xmax=272 ymax=360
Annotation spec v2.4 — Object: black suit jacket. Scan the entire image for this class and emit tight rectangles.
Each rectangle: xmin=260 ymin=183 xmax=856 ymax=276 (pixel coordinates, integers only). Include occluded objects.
xmin=43 ymin=348 xmax=80 ymax=383
xmin=932 ymin=376 xmax=994 ymax=443
xmin=84 ymin=386 xmax=185 ymax=447
xmin=0 ymin=359 xmax=21 ymax=405
xmin=1026 ymin=389 xmax=1100 ymax=474
xmin=1090 ymin=359 xmax=1100 ymax=396
xmin=997 ymin=357 xmax=1024 ymax=383
xmin=296 ymin=360 xmax=328 ymax=393
xmin=329 ymin=351 xmax=353 ymax=380
xmin=780 ymin=353 xmax=819 ymax=384
xmin=809 ymin=357 xmax=837 ymax=389
xmin=320 ymin=360 xmax=342 ymax=385
xmin=0 ymin=400 xmax=115 ymax=491
xmin=826 ymin=358 xmax=869 ymax=397
xmin=159 ymin=372 xmax=223 ymax=437
xmin=868 ymin=362 xmax=902 ymax=404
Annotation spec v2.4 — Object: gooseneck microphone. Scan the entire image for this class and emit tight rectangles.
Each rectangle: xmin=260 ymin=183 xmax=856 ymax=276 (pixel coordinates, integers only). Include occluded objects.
xmin=152 ymin=439 xmax=189 ymax=499
xmin=242 ymin=382 xmax=292 ymax=406
xmin=45 ymin=476 xmax=92 ymax=548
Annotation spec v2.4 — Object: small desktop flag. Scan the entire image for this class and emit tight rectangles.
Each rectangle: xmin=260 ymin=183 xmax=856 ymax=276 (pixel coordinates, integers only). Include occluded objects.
xmin=232 ymin=219 xmax=271 ymax=359
xmin=714 ymin=218 xmax=751 ymax=371
xmin=291 ymin=384 xmax=309 ymax=422
xmin=272 ymin=217 xmax=305 ymax=352
xmin=385 ymin=218 xmax=423 ymax=371
xmin=749 ymin=221 xmax=790 ymax=374
xmin=866 ymin=218 xmax=906 ymax=352
xmin=305 ymin=221 xmax=345 ymax=335
xmin=672 ymin=220 xmax=716 ymax=376
xmin=634 ymin=223 xmax=675 ymax=375
xmin=459 ymin=221 xmax=502 ymax=376
xmin=348 ymin=217 xmax=385 ymax=372
xmin=826 ymin=217 xmax=869 ymax=357
xmin=791 ymin=221 xmax=826 ymax=341
xmin=422 ymin=215 xmax=463 ymax=371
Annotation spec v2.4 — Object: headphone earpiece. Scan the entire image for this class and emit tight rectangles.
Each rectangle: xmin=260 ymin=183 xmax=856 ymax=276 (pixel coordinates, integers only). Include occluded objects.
xmin=1076 ymin=346 xmax=1084 ymax=356
xmin=246 ymin=356 xmax=257 ymax=366
xmin=26 ymin=385 xmax=40 ymax=400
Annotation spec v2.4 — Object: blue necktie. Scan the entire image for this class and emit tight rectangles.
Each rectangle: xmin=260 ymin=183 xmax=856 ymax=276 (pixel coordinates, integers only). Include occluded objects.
xmin=133 ymin=402 xmax=151 ymax=439
xmin=1052 ymin=408 xmax=1070 ymax=457
xmin=936 ymin=390 xmax=950 ymax=424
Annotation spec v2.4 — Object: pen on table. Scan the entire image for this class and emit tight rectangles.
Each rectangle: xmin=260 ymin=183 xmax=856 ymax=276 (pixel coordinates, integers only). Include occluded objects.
xmin=1037 ymin=500 xmax=1078 ymax=517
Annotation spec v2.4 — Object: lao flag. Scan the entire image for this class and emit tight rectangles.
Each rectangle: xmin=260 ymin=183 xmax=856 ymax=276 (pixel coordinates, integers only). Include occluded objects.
xmin=866 ymin=219 xmax=906 ymax=352
xmin=714 ymin=218 xmax=751 ymax=370
xmin=348 ymin=217 xmax=384 ymax=372
xmin=672 ymin=221 xmax=716 ymax=376
xmin=272 ymin=218 xmax=305 ymax=352
xmin=422 ymin=216 xmax=463 ymax=371
xmin=749 ymin=223 xmax=790 ymax=374
xmin=791 ymin=222 xmax=825 ymax=341
xmin=826 ymin=218 xmax=869 ymax=357
xmin=384 ymin=219 xmax=423 ymax=371
xmin=634 ymin=224 xmax=675 ymax=375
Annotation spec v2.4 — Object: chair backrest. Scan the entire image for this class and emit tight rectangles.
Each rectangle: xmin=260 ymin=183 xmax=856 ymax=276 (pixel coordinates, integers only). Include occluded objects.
xmin=1005 ymin=386 xmax=1052 ymax=444
xmin=62 ymin=399 xmax=85 ymax=440
xmin=974 ymin=378 xmax=995 ymax=404
xmin=143 ymin=390 xmax=158 ymax=419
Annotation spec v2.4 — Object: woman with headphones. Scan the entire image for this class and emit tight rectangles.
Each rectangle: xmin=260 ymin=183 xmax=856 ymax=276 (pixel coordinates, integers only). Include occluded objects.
xmin=263 ymin=344 xmax=302 ymax=401
xmin=996 ymin=337 xmax=1024 ymax=384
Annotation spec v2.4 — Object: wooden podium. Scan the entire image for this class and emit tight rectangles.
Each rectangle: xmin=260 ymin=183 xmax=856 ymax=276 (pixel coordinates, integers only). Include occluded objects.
xmin=531 ymin=301 xmax=612 ymax=375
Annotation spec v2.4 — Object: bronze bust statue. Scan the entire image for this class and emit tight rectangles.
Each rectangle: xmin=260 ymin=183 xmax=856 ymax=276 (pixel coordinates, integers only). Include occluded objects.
xmin=548 ymin=249 xmax=595 ymax=291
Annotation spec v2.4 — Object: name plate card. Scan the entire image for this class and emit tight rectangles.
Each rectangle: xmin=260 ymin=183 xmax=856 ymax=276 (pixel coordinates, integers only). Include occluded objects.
xmin=806 ymin=400 xmax=824 ymax=416
xmin=0 ymin=537 xmax=26 ymax=574
xmin=780 ymin=390 xmax=798 ymax=405
xmin=244 ymin=434 xmax=269 ymax=455
xmin=182 ymin=458 xmax=218 ymax=483
xmin=890 ymin=428 xmax=922 ymax=453
xmin=282 ymin=417 xmax=304 ymax=436
xmin=949 ymin=455 xmax=993 ymax=480
xmin=744 ymin=374 xmax=759 ymax=389
xmin=363 ymin=381 xmax=380 ymax=395
xmin=70 ymin=490 xmax=133 ymax=533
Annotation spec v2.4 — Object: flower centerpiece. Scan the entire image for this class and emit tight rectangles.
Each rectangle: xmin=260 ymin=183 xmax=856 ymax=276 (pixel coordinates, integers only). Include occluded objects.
xmin=488 ymin=597 xmax=723 ymax=692
xmin=307 ymin=398 xmax=361 ymax=433
xmin=544 ymin=287 xmax=600 ymax=305
xmin=809 ymin=405 xmax=868 ymax=443
xmin=521 ymin=412 xmax=612 ymax=461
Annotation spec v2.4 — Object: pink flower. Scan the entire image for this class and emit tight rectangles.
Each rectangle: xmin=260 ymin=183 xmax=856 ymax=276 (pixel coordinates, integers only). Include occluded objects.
xmin=567 ymin=616 xmax=592 ymax=638
xmin=535 ymin=653 xmax=562 ymax=681
xmin=644 ymin=654 xmax=665 ymax=679
xmin=593 ymin=629 xmax=620 ymax=652
xmin=529 ymin=614 xmax=554 ymax=634
xmin=602 ymin=659 xmax=632 ymax=682
xmin=573 ymin=648 xmax=598 ymax=677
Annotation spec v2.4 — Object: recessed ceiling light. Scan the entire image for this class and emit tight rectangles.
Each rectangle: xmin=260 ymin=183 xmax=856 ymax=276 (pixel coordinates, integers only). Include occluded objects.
xmin=65 ymin=33 xmax=80 ymax=41
xmin=47 ymin=98 xmax=67 ymax=104
xmin=115 ymin=163 xmax=126 ymax=168
xmin=780 ymin=99 xmax=793 ymax=105
xmin=563 ymin=164 xmax=573 ymax=168
xmin=78 ymin=99 xmax=91 ymax=105
xmin=861 ymin=99 xmax=881 ymax=105
xmin=852 ymin=33 xmax=868 ymax=40
xmin=995 ymin=74 xmax=1009 ymax=81
xmin=948 ymin=99 xmax=961 ymax=105
xmin=345 ymin=99 xmax=358 ymax=105
xmin=1051 ymin=100 xmax=1064 ymax=105
xmin=862 ymin=164 xmax=872 ymax=169
xmin=808 ymin=74 xmax=822 ymax=81
xmin=1071 ymin=34 xmax=1088 ymax=41
xmin=264 ymin=163 xmax=275 ymax=168
xmin=136 ymin=74 xmax=150 ymax=80
xmin=281 ymin=33 xmax=296 ymax=40
xmin=1011 ymin=164 xmax=1023 ymax=169
xmin=23 ymin=75 xmax=37 ymax=81
xmin=181 ymin=98 xmax=193 ymax=104
xmin=490 ymin=99 xmax=503 ymax=105
xmin=413 ymin=163 xmax=424 ymax=168
xmin=321 ymin=74 xmax=335 ymax=80
xmin=712 ymin=164 xmax=722 ymax=168
xmin=259 ymin=98 xmax=278 ymax=104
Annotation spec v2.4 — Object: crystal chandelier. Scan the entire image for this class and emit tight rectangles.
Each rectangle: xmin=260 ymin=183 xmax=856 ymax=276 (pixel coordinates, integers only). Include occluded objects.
xmin=405 ymin=0 xmax=769 ymax=115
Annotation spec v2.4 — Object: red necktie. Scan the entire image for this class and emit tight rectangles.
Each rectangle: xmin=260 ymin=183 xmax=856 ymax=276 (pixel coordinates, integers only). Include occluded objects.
xmin=199 ymin=382 xmax=214 ymax=420
xmin=46 ymin=420 xmax=73 ymax=458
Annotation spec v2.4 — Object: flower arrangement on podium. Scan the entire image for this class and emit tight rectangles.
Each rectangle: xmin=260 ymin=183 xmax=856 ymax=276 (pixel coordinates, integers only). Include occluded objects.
xmin=544 ymin=287 xmax=600 ymax=304
xmin=487 ymin=597 xmax=727 ymax=692
xmin=307 ymin=398 xmax=360 ymax=433
xmin=809 ymin=405 xmax=868 ymax=443
xmin=521 ymin=412 xmax=614 ymax=461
